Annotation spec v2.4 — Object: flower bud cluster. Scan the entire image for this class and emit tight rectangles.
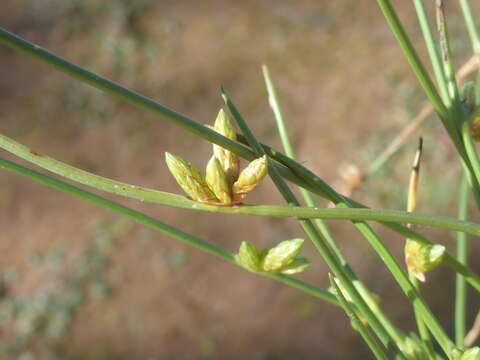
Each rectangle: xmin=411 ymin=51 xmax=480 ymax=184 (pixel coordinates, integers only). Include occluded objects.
xmin=405 ymin=239 xmax=445 ymax=282
xmin=235 ymin=238 xmax=310 ymax=275
xmin=165 ymin=109 xmax=268 ymax=205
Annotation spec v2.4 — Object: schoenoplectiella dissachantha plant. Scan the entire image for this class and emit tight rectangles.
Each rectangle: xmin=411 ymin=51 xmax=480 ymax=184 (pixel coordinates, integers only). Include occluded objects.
xmin=165 ymin=109 xmax=268 ymax=205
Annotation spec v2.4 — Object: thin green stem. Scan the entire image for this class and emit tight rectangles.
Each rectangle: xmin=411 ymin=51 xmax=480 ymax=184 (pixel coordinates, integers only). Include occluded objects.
xmin=1 ymin=132 xmax=480 ymax=236
xmin=0 ymin=156 xmax=338 ymax=306
xmin=436 ymin=1 xmax=461 ymax=105
xmin=329 ymin=274 xmax=389 ymax=360
xmin=412 ymin=0 xmax=449 ymax=103
xmin=456 ymin=173 xmax=470 ymax=349
xmin=222 ymin=89 xmax=407 ymax=358
xmin=459 ymin=0 xmax=480 ymax=56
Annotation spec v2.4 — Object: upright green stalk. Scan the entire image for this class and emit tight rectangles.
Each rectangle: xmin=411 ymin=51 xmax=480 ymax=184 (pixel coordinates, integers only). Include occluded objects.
xmin=456 ymin=174 xmax=470 ymax=349
xmin=460 ymin=0 xmax=480 ymax=56
xmin=412 ymin=0 xmax=449 ymax=103
xmin=436 ymin=1 xmax=461 ymax=105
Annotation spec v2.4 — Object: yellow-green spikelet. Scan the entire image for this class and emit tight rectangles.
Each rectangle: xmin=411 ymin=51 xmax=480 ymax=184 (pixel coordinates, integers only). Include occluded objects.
xmin=205 ymin=156 xmax=232 ymax=205
xmin=212 ymin=109 xmax=240 ymax=186
xmin=232 ymin=155 xmax=268 ymax=203
xmin=165 ymin=152 xmax=219 ymax=203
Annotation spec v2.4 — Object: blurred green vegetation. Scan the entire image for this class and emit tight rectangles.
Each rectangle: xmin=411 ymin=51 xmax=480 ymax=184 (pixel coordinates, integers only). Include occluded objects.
xmin=1 ymin=1 xmax=480 ymax=359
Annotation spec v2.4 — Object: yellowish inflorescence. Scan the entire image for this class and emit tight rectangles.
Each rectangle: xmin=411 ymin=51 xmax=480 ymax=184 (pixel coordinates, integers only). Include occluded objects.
xmin=165 ymin=109 xmax=309 ymax=275
xmin=165 ymin=109 xmax=268 ymax=206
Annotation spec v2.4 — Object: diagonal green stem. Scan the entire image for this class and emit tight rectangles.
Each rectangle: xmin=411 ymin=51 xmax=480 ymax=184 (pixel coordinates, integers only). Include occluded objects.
xmin=223 ymin=88 xmax=407 ymax=357
xmin=1 ymin=132 xmax=480 ymax=236
xmin=0 ymin=156 xmax=338 ymax=306
xmin=263 ymin=64 xmax=406 ymax=344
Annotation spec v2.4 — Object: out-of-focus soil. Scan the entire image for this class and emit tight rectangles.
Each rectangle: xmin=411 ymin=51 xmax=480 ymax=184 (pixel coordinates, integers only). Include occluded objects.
xmin=1 ymin=1 xmax=479 ymax=359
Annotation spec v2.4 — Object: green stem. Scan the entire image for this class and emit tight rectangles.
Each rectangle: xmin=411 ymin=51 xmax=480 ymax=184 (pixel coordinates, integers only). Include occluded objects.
xmin=459 ymin=0 xmax=480 ymax=56
xmin=456 ymin=174 xmax=470 ymax=349
xmin=263 ymin=64 xmax=405 ymax=344
xmin=412 ymin=0 xmax=449 ymax=103
xmin=0 ymin=156 xmax=338 ymax=306
xmin=223 ymin=89 xmax=407 ymax=358
xmin=329 ymin=274 xmax=389 ymax=360
xmin=436 ymin=1 xmax=461 ymax=105
xmin=1 ymin=132 xmax=480 ymax=237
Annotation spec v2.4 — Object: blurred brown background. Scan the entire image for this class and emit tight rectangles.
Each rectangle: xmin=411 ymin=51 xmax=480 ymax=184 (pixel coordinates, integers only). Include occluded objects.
xmin=1 ymin=1 xmax=479 ymax=359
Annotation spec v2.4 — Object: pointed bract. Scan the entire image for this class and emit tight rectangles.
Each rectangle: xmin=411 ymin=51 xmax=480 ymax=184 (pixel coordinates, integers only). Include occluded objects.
xmin=205 ymin=156 xmax=232 ymax=205
xmin=232 ymin=155 xmax=268 ymax=203
xmin=165 ymin=152 xmax=218 ymax=203
xmin=236 ymin=241 xmax=261 ymax=272
xmin=261 ymin=238 xmax=304 ymax=272
xmin=212 ymin=109 xmax=240 ymax=185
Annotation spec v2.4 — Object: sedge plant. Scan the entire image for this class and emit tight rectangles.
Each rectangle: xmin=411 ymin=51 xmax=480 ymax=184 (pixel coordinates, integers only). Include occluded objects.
xmin=1 ymin=1 xmax=480 ymax=358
